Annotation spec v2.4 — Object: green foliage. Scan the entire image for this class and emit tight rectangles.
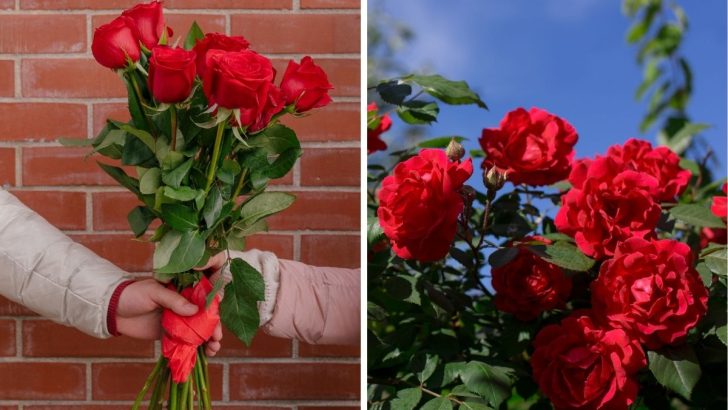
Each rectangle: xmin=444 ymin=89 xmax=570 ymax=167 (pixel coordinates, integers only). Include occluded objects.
xmin=220 ymin=258 xmax=265 ymax=346
xmin=648 ymin=346 xmax=702 ymax=400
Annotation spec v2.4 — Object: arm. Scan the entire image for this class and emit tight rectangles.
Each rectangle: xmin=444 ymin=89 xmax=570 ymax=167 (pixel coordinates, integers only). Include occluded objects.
xmin=228 ymin=249 xmax=360 ymax=346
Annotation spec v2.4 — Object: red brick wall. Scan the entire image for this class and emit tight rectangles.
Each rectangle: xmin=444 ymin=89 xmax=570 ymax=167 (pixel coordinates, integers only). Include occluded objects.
xmin=0 ymin=0 xmax=360 ymax=408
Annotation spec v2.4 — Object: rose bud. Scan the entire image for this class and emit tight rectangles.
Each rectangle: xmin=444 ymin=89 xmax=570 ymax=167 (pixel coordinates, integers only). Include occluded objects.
xmin=91 ymin=16 xmax=141 ymax=69
xmin=193 ymin=33 xmax=250 ymax=79
xmin=483 ymin=166 xmax=507 ymax=191
xmin=148 ymin=46 xmax=197 ymax=103
xmin=121 ymin=0 xmax=168 ymax=50
xmin=367 ymin=102 xmax=391 ymax=154
xmin=446 ymin=138 xmax=465 ymax=162
xmin=280 ymin=56 xmax=333 ymax=112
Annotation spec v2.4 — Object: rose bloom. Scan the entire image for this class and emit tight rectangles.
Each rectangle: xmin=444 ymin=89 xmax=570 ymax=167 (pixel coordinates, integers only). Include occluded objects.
xmin=701 ymin=183 xmax=728 ymax=247
xmin=606 ymin=138 xmax=691 ymax=202
xmin=378 ymin=149 xmax=473 ymax=261
xmin=367 ymin=102 xmax=391 ymax=154
xmin=479 ymin=107 xmax=578 ymax=186
xmin=531 ymin=311 xmax=646 ymax=410
xmin=148 ymin=46 xmax=196 ymax=103
xmin=91 ymin=16 xmax=141 ymax=69
xmin=555 ymin=156 xmax=661 ymax=259
xmin=193 ymin=33 xmax=250 ymax=79
xmin=280 ymin=56 xmax=333 ymax=112
xmin=202 ymin=50 xmax=275 ymax=127
xmin=121 ymin=0 xmax=167 ymax=50
xmin=491 ymin=236 xmax=572 ymax=321
xmin=591 ymin=237 xmax=708 ymax=349
xmin=249 ymin=85 xmax=286 ymax=133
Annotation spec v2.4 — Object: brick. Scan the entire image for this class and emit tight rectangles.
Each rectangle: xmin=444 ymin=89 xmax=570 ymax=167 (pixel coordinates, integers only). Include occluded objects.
xmin=0 ymin=103 xmax=86 ymax=141
xmin=0 ymin=60 xmax=13 ymax=97
xmin=12 ymin=191 xmax=86 ymax=230
xmin=92 ymin=191 xmax=143 ymax=230
xmin=282 ymin=103 xmax=359 ymax=142
xmin=92 ymin=14 xmax=225 ymax=46
xmin=0 ymin=15 xmax=85 ymax=53
xmin=0 ymin=0 xmax=13 ymax=9
xmin=23 ymin=147 xmax=130 ymax=186
xmin=299 ymin=342 xmax=360 ymax=357
xmin=0 ymin=148 xmax=14 ymax=186
xmin=165 ymin=0 xmax=291 ymax=8
xmin=229 ymin=363 xmax=359 ymax=400
xmin=0 ymin=319 xmax=15 ymax=356
xmin=301 ymin=234 xmax=359 ymax=268
xmin=22 ymin=59 xmax=125 ymax=98
xmin=21 ymin=0 xmax=138 ymax=9
xmin=0 ymin=296 xmax=36 ymax=316
xmin=268 ymin=191 xmax=358 ymax=231
xmin=92 ymin=362 xmax=222 ymax=400
xmin=218 ymin=327 xmax=291 ymax=357
xmin=301 ymin=148 xmax=359 ymax=186
xmin=246 ymin=234 xmax=294 ymax=259
xmin=232 ymin=14 xmax=360 ymax=53
xmin=93 ymin=102 xmax=129 ymax=135
xmin=26 ymin=406 xmax=128 ymax=410
xmin=300 ymin=407 xmax=359 ymax=410
xmin=71 ymin=234 xmax=153 ymax=272
xmin=301 ymin=0 xmax=359 ymax=8
xmin=0 ymin=363 xmax=85 ymax=400
xmin=23 ymin=320 xmax=153 ymax=357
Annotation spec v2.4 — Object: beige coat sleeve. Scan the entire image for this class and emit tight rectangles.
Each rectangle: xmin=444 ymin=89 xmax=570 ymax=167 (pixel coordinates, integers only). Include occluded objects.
xmin=0 ymin=190 xmax=128 ymax=338
xmin=229 ymin=250 xmax=360 ymax=346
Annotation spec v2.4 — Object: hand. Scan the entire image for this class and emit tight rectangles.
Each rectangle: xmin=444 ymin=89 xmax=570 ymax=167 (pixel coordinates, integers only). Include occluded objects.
xmin=115 ymin=279 xmax=223 ymax=358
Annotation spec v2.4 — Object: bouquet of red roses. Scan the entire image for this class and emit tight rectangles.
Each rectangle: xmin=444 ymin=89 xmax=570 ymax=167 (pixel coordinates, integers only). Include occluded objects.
xmin=61 ymin=1 xmax=332 ymax=408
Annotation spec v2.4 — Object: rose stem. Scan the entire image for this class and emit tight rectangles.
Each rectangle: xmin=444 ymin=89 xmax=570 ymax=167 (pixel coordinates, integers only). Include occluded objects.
xmin=231 ymin=167 xmax=248 ymax=201
xmin=188 ymin=374 xmax=195 ymax=410
xmin=131 ymin=355 xmax=164 ymax=409
xmin=198 ymin=348 xmax=212 ymax=410
xmin=194 ymin=357 xmax=207 ymax=410
xmin=179 ymin=379 xmax=190 ymax=410
xmin=169 ymin=381 xmax=178 ymax=410
xmin=170 ymin=104 xmax=178 ymax=151
xmin=205 ymin=121 xmax=226 ymax=192
xmin=126 ymin=70 xmax=157 ymax=137
xmin=149 ymin=366 xmax=169 ymax=410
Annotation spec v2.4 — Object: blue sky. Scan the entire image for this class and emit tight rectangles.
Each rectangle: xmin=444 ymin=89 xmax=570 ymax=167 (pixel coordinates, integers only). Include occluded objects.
xmin=369 ymin=0 xmax=727 ymax=177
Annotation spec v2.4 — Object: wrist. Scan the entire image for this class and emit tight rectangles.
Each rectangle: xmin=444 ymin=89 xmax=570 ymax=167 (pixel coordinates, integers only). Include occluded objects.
xmin=106 ymin=280 xmax=135 ymax=336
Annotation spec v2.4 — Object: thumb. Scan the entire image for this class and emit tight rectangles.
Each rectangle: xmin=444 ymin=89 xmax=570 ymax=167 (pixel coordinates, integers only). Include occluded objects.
xmin=152 ymin=287 xmax=199 ymax=316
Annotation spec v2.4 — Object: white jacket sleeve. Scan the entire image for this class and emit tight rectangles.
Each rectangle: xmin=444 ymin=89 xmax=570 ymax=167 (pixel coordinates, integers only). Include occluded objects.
xmin=0 ymin=189 xmax=129 ymax=338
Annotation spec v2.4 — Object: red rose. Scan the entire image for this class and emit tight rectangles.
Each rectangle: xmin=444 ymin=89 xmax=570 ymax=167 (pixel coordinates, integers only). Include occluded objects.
xmin=280 ymin=56 xmax=333 ymax=112
xmin=162 ymin=276 xmax=220 ymax=383
xmin=91 ymin=16 xmax=141 ymax=69
xmin=192 ymin=33 xmax=250 ymax=79
xmin=479 ymin=107 xmax=578 ymax=186
xmin=491 ymin=236 xmax=572 ymax=321
xmin=249 ymin=85 xmax=286 ymax=133
xmin=121 ymin=0 xmax=167 ymax=50
xmin=378 ymin=149 xmax=472 ymax=261
xmin=591 ymin=237 xmax=708 ymax=349
xmin=606 ymin=138 xmax=691 ymax=202
xmin=367 ymin=102 xmax=391 ymax=154
xmin=711 ymin=183 xmax=727 ymax=219
xmin=531 ymin=311 xmax=646 ymax=410
xmin=202 ymin=50 xmax=275 ymax=127
xmin=148 ymin=46 xmax=196 ymax=103
xmin=702 ymin=183 xmax=728 ymax=247
xmin=555 ymin=156 xmax=661 ymax=259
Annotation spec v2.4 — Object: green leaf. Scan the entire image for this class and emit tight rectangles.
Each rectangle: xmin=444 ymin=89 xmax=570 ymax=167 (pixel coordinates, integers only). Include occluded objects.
xmin=127 ymin=206 xmax=155 ymax=237
xmin=420 ymin=397 xmax=452 ymax=410
xmin=217 ymin=158 xmax=241 ymax=185
xmin=669 ymin=204 xmax=726 ymax=228
xmin=367 ymin=216 xmax=385 ymax=248
xmin=58 ymin=137 xmax=92 ymax=147
xmin=163 ymin=186 xmax=201 ymax=202
xmin=248 ymin=124 xmax=300 ymax=154
xmin=488 ymin=247 xmax=519 ymax=268
xmin=153 ymin=230 xmax=182 ymax=270
xmin=397 ymin=101 xmax=440 ymax=124
xmin=417 ymin=136 xmax=466 ymax=149
xmin=390 ymin=388 xmax=422 ymax=410
xmin=121 ymin=132 xmax=155 ymax=166
xmin=238 ymin=192 xmax=295 ymax=227
xmin=161 ymin=150 xmax=185 ymax=171
xmin=265 ymin=148 xmax=301 ymax=179
xmin=659 ymin=123 xmax=709 ymax=155
xmin=376 ymin=80 xmax=412 ymax=105
xmin=139 ymin=167 xmax=161 ymax=195
xmin=118 ymin=123 xmax=156 ymax=152
xmin=533 ymin=241 xmax=595 ymax=271
xmin=696 ymin=262 xmax=714 ymax=287
xmin=184 ymin=21 xmax=205 ymax=50
xmin=160 ymin=204 xmax=198 ymax=231
xmin=704 ymin=247 xmax=727 ymax=277
xmin=460 ymin=361 xmax=513 ymax=408
xmin=648 ymin=346 xmax=701 ymax=400
xmin=203 ymin=186 xmax=223 ymax=228
xmin=155 ymin=230 xmax=206 ymax=274
xmin=220 ymin=258 xmax=264 ymax=346
xmin=406 ymin=74 xmax=487 ymax=109
xmin=162 ymin=158 xmax=193 ymax=189
xmin=124 ymin=73 xmax=149 ymax=132
xmin=97 ymin=162 xmax=141 ymax=196
xmin=459 ymin=402 xmax=493 ymax=410
xmin=411 ymin=353 xmax=438 ymax=384
xmin=450 ymin=385 xmax=481 ymax=399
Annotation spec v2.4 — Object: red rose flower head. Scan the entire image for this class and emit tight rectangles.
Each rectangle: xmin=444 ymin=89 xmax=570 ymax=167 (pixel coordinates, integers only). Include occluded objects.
xmin=491 ymin=236 xmax=572 ymax=321
xmin=280 ymin=56 xmax=333 ymax=112
xmin=148 ymin=46 xmax=196 ymax=103
xmin=161 ymin=276 xmax=220 ymax=383
xmin=592 ymin=237 xmax=709 ymax=349
xmin=91 ymin=16 xmax=141 ymax=69
xmin=702 ymin=183 xmax=728 ymax=247
xmin=192 ymin=33 xmax=250 ymax=79
xmin=711 ymin=182 xmax=727 ymax=219
xmin=479 ymin=107 xmax=578 ymax=186
xmin=249 ymin=85 xmax=286 ymax=133
xmin=121 ymin=0 xmax=168 ymax=50
xmin=367 ymin=102 xmax=391 ymax=154
xmin=555 ymin=155 xmax=661 ymax=259
xmin=531 ymin=311 xmax=646 ymax=410
xmin=377 ymin=149 xmax=473 ymax=261
xmin=606 ymin=138 xmax=691 ymax=202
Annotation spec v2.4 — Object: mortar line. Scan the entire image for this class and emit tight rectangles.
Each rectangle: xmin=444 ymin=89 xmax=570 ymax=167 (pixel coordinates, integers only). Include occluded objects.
xmin=13 ymin=58 xmax=20 ymax=97
xmin=14 ymin=146 xmax=21 ymax=187
xmin=14 ymin=318 xmax=21 ymax=358
xmin=85 ymin=191 xmax=93 ymax=232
